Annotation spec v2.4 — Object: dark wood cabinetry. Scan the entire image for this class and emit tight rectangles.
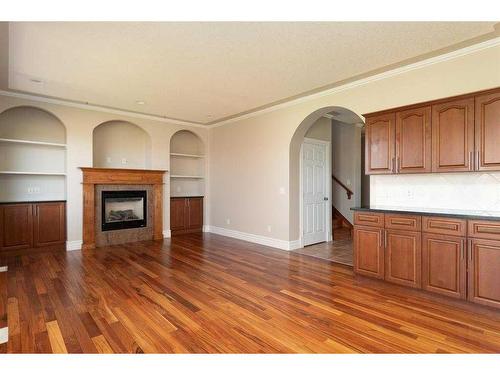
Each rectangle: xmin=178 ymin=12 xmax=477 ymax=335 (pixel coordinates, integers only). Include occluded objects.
xmin=475 ymin=90 xmax=500 ymax=171
xmin=353 ymin=226 xmax=384 ymax=279
xmin=354 ymin=210 xmax=500 ymax=309
xmin=365 ymin=113 xmax=395 ymax=174
xmin=0 ymin=201 xmax=66 ymax=254
xmin=364 ymin=87 xmax=500 ymax=175
xmin=396 ymin=106 xmax=432 ymax=173
xmin=385 ymin=229 xmax=421 ymax=288
xmin=170 ymin=197 xmax=203 ymax=235
xmin=431 ymin=97 xmax=475 ymax=172
xmin=468 ymin=238 xmax=500 ymax=309
xmin=33 ymin=202 xmax=66 ymax=247
xmin=422 ymin=233 xmax=466 ymax=299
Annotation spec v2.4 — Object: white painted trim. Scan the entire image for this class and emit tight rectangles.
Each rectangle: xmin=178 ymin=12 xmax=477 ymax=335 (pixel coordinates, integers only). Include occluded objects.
xmin=163 ymin=229 xmax=171 ymax=238
xmin=299 ymin=138 xmax=332 ymax=248
xmin=0 ymin=266 xmax=7 ymax=272
xmin=0 ymin=90 xmax=206 ymax=129
xmin=209 ymin=37 xmax=500 ymax=128
xmin=207 ymin=226 xmax=298 ymax=251
xmin=202 ymin=225 xmax=210 ymax=232
xmin=66 ymin=240 xmax=82 ymax=251
xmin=0 ymin=327 xmax=8 ymax=344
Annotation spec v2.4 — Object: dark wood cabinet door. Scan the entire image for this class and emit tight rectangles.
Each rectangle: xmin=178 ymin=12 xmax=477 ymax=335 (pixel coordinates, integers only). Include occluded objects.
xmin=395 ymin=106 xmax=431 ymax=173
xmin=353 ymin=226 xmax=384 ymax=279
xmin=422 ymin=233 xmax=466 ymax=299
xmin=0 ymin=204 xmax=33 ymax=251
xmin=187 ymin=197 xmax=203 ymax=231
xmin=170 ymin=198 xmax=187 ymax=232
xmin=385 ymin=229 xmax=421 ymax=288
xmin=33 ymin=202 xmax=66 ymax=247
xmin=431 ymin=97 xmax=475 ymax=172
xmin=475 ymin=90 xmax=500 ymax=171
xmin=365 ymin=113 xmax=396 ymax=175
xmin=468 ymin=238 xmax=500 ymax=309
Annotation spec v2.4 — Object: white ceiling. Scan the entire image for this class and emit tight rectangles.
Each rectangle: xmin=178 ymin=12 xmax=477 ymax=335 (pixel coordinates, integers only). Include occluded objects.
xmin=6 ymin=22 xmax=498 ymax=124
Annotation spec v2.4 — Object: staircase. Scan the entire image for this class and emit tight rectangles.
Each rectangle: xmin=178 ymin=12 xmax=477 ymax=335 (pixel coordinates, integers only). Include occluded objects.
xmin=332 ymin=206 xmax=353 ymax=240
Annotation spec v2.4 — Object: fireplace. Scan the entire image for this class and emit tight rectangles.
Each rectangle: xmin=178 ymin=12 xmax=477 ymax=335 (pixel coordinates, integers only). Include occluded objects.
xmin=101 ymin=190 xmax=147 ymax=231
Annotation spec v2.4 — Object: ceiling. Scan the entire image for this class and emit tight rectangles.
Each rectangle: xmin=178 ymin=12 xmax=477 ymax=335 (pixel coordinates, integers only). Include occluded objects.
xmin=4 ymin=22 xmax=499 ymax=125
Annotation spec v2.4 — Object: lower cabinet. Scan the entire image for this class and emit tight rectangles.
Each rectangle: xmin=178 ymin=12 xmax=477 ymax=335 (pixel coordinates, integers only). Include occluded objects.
xmin=170 ymin=197 xmax=203 ymax=235
xmin=0 ymin=201 xmax=66 ymax=253
xmin=354 ymin=212 xmax=500 ymax=309
xmin=385 ymin=230 xmax=421 ymax=288
xmin=353 ymin=226 xmax=384 ymax=279
xmin=422 ymin=233 xmax=466 ymax=299
xmin=468 ymin=238 xmax=500 ymax=309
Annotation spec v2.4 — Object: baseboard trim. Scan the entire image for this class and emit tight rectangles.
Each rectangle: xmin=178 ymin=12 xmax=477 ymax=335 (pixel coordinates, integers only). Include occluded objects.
xmin=207 ymin=226 xmax=300 ymax=251
xmin=163 ymin=230 xmax=171 ymax=238
xmin=66 ymin=240 xmax=83 ymax=251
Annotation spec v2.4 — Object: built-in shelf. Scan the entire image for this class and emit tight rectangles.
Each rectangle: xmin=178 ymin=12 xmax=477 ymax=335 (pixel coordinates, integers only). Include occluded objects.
xmin=0 ymin=171 xmax=66 ymax=176
xmin=0 ymin=138 xmax=67 ymax=148
xmin=170 ymin=175 xmax=204 ymax=179
xmin=170 ymin=152 xmax=204 ymax=158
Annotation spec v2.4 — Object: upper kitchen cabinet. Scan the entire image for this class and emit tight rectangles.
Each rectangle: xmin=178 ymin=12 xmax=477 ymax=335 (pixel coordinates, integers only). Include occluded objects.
xmin=432 ymin=97 xmax=475 ymax=172
xmin=475 ymin=90 xmax=500 ymax=171
xmin=396 ymin=106 xmax=432 ymax=173
xmin=365 ymin=113 xmax=395 ymax=174
xmin=364 ymin=87 xmax=500 ymax=175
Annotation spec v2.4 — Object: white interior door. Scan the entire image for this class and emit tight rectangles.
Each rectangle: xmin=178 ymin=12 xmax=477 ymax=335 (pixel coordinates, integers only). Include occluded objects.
xmin=302 ymin=139 xmax=328 ymax=246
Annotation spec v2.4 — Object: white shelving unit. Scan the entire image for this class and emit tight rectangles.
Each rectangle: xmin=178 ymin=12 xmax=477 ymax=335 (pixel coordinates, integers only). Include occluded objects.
xmin=0 ymin=138 xmax=67 ymax=148
xmin=170 ymin=131 xmax=205 ymax=197
xmin=0 ymin=106 xmax=67 ymax=202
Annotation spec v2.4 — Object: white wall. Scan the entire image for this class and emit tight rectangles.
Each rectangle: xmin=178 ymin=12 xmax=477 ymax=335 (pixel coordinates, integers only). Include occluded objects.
xmin=0 ymin=93 xmax=209 ymax=246
xmin=331 ymin=120 xmax=361 ymax=223
xmin=209 ymin=40 xmax=500 ymax=244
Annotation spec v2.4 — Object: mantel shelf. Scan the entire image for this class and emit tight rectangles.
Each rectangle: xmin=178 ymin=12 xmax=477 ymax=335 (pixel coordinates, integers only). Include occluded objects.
xmin=170 ymin=152 xmax=205 ymax=158
xmin=0 ymin=138 xmax=67 ymax=148
xmin=0 ymin=171 xmax=66 ymax=176
xmin=170 ymin=175 xmax=204 ymax=179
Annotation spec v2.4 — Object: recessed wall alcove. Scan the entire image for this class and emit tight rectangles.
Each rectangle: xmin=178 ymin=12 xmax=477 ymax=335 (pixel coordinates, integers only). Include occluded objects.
xmin=92 ymin=120 xmax=152 ymax=169
xmin=0 ymin=106 xmax=67 ymax=202
xmin=170 ymin=130 xmax=205 ymax=197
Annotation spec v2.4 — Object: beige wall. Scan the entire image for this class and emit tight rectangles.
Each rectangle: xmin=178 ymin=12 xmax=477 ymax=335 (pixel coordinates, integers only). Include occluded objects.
xmin=0 ymin=93 xmax=209 ymax=245
xmin=209 ymin=42 xmax=500 ymax=243
xmin=331 ymin=120 xmax=361 ymax=223
xmin=304 ymin=117 xmax=331 ymax=141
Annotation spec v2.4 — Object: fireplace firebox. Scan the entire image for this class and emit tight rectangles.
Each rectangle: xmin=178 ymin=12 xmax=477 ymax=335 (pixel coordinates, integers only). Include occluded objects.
xmin=101 ymin=190 xmax=147 ymax=231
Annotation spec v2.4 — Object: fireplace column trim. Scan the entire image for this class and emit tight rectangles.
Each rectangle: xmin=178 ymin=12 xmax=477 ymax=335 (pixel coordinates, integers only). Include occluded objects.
xmin=80 ymin=167 xmax=167 ymax=250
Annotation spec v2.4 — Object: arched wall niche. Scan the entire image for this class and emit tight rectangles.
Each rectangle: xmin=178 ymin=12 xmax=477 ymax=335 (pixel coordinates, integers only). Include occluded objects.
xmin=288 ymin=106 xmax=364 ymax=242
xmin=0 ymin=105 xmax=66 ymax=143
xmin=169 ymin=129 xmax=205 ymax=197
xmin=0 ymin=105 xmax=67 ymax=202
xmin=92 ymin=120 xmax=152 ymax=169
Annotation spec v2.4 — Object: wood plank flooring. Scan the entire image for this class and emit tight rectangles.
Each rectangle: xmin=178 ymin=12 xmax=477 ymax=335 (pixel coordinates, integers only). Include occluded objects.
xmin=0 ymin=233 xmax=499 ymax=353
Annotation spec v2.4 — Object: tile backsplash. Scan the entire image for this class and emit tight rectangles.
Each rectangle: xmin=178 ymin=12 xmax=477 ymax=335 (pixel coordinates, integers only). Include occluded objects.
xmin=370 ymin=172 xmax=500 ymax=214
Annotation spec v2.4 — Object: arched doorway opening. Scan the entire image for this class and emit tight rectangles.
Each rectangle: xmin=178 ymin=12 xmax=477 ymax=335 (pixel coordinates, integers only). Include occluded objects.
xmin=289 ymin=106 xmax=365 ymax=265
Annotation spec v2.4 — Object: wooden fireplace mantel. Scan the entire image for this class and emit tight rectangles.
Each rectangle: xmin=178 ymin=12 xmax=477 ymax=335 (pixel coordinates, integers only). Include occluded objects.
xmin=80 ymin=167 xmax=167 ymax=250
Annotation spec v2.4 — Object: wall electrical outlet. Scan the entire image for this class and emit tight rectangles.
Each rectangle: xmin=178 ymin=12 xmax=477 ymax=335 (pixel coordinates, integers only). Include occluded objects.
xmin=121 ymin=158 xmax=128 ymax=164
xmin=267 ymin=225 xmax=272 ymax=233
xmin=106 ymin=156 xmax=112 ymax=163
xmin=226 ymin=218 xmax=231 ymax=225
xmin=279 ymin=187 xmax=286 ymax=195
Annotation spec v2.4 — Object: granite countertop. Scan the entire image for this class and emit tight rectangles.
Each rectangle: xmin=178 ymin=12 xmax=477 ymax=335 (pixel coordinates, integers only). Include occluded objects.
xmin=351 ymin=206 xmax=500 ymax=221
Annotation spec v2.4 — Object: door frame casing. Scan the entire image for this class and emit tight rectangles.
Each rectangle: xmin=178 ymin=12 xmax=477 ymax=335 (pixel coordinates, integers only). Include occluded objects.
xmin=299 ymin=137 xmax=332 ymax=248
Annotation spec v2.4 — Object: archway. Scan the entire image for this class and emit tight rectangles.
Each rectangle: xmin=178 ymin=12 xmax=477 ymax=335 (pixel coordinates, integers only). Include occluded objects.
xmin=92 ymin=120 xmax=152 ymax=169
xmin=289 ymin=106 xmax=365 ymax=261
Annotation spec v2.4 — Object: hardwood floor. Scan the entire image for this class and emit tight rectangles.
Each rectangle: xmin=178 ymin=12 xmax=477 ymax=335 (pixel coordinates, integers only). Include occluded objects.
xmin=0 ymin=233 xmax=499 ymax=353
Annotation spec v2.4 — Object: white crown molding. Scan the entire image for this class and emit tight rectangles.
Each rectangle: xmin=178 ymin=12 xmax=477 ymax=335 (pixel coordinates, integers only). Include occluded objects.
xmin=66 ymin=240 xmax=83 ymax=251
xmin=0 ymin=90 xmax=207 ymax=129
xmin=207 ymin=225 xmax=301 ymax=251
xmin=209 ymin=37 xmax=500 ymax=128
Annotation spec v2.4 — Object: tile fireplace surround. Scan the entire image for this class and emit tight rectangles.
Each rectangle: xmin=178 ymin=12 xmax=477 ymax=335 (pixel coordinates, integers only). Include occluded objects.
xmin=80 ymin=167 xmax=166 ymax=250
